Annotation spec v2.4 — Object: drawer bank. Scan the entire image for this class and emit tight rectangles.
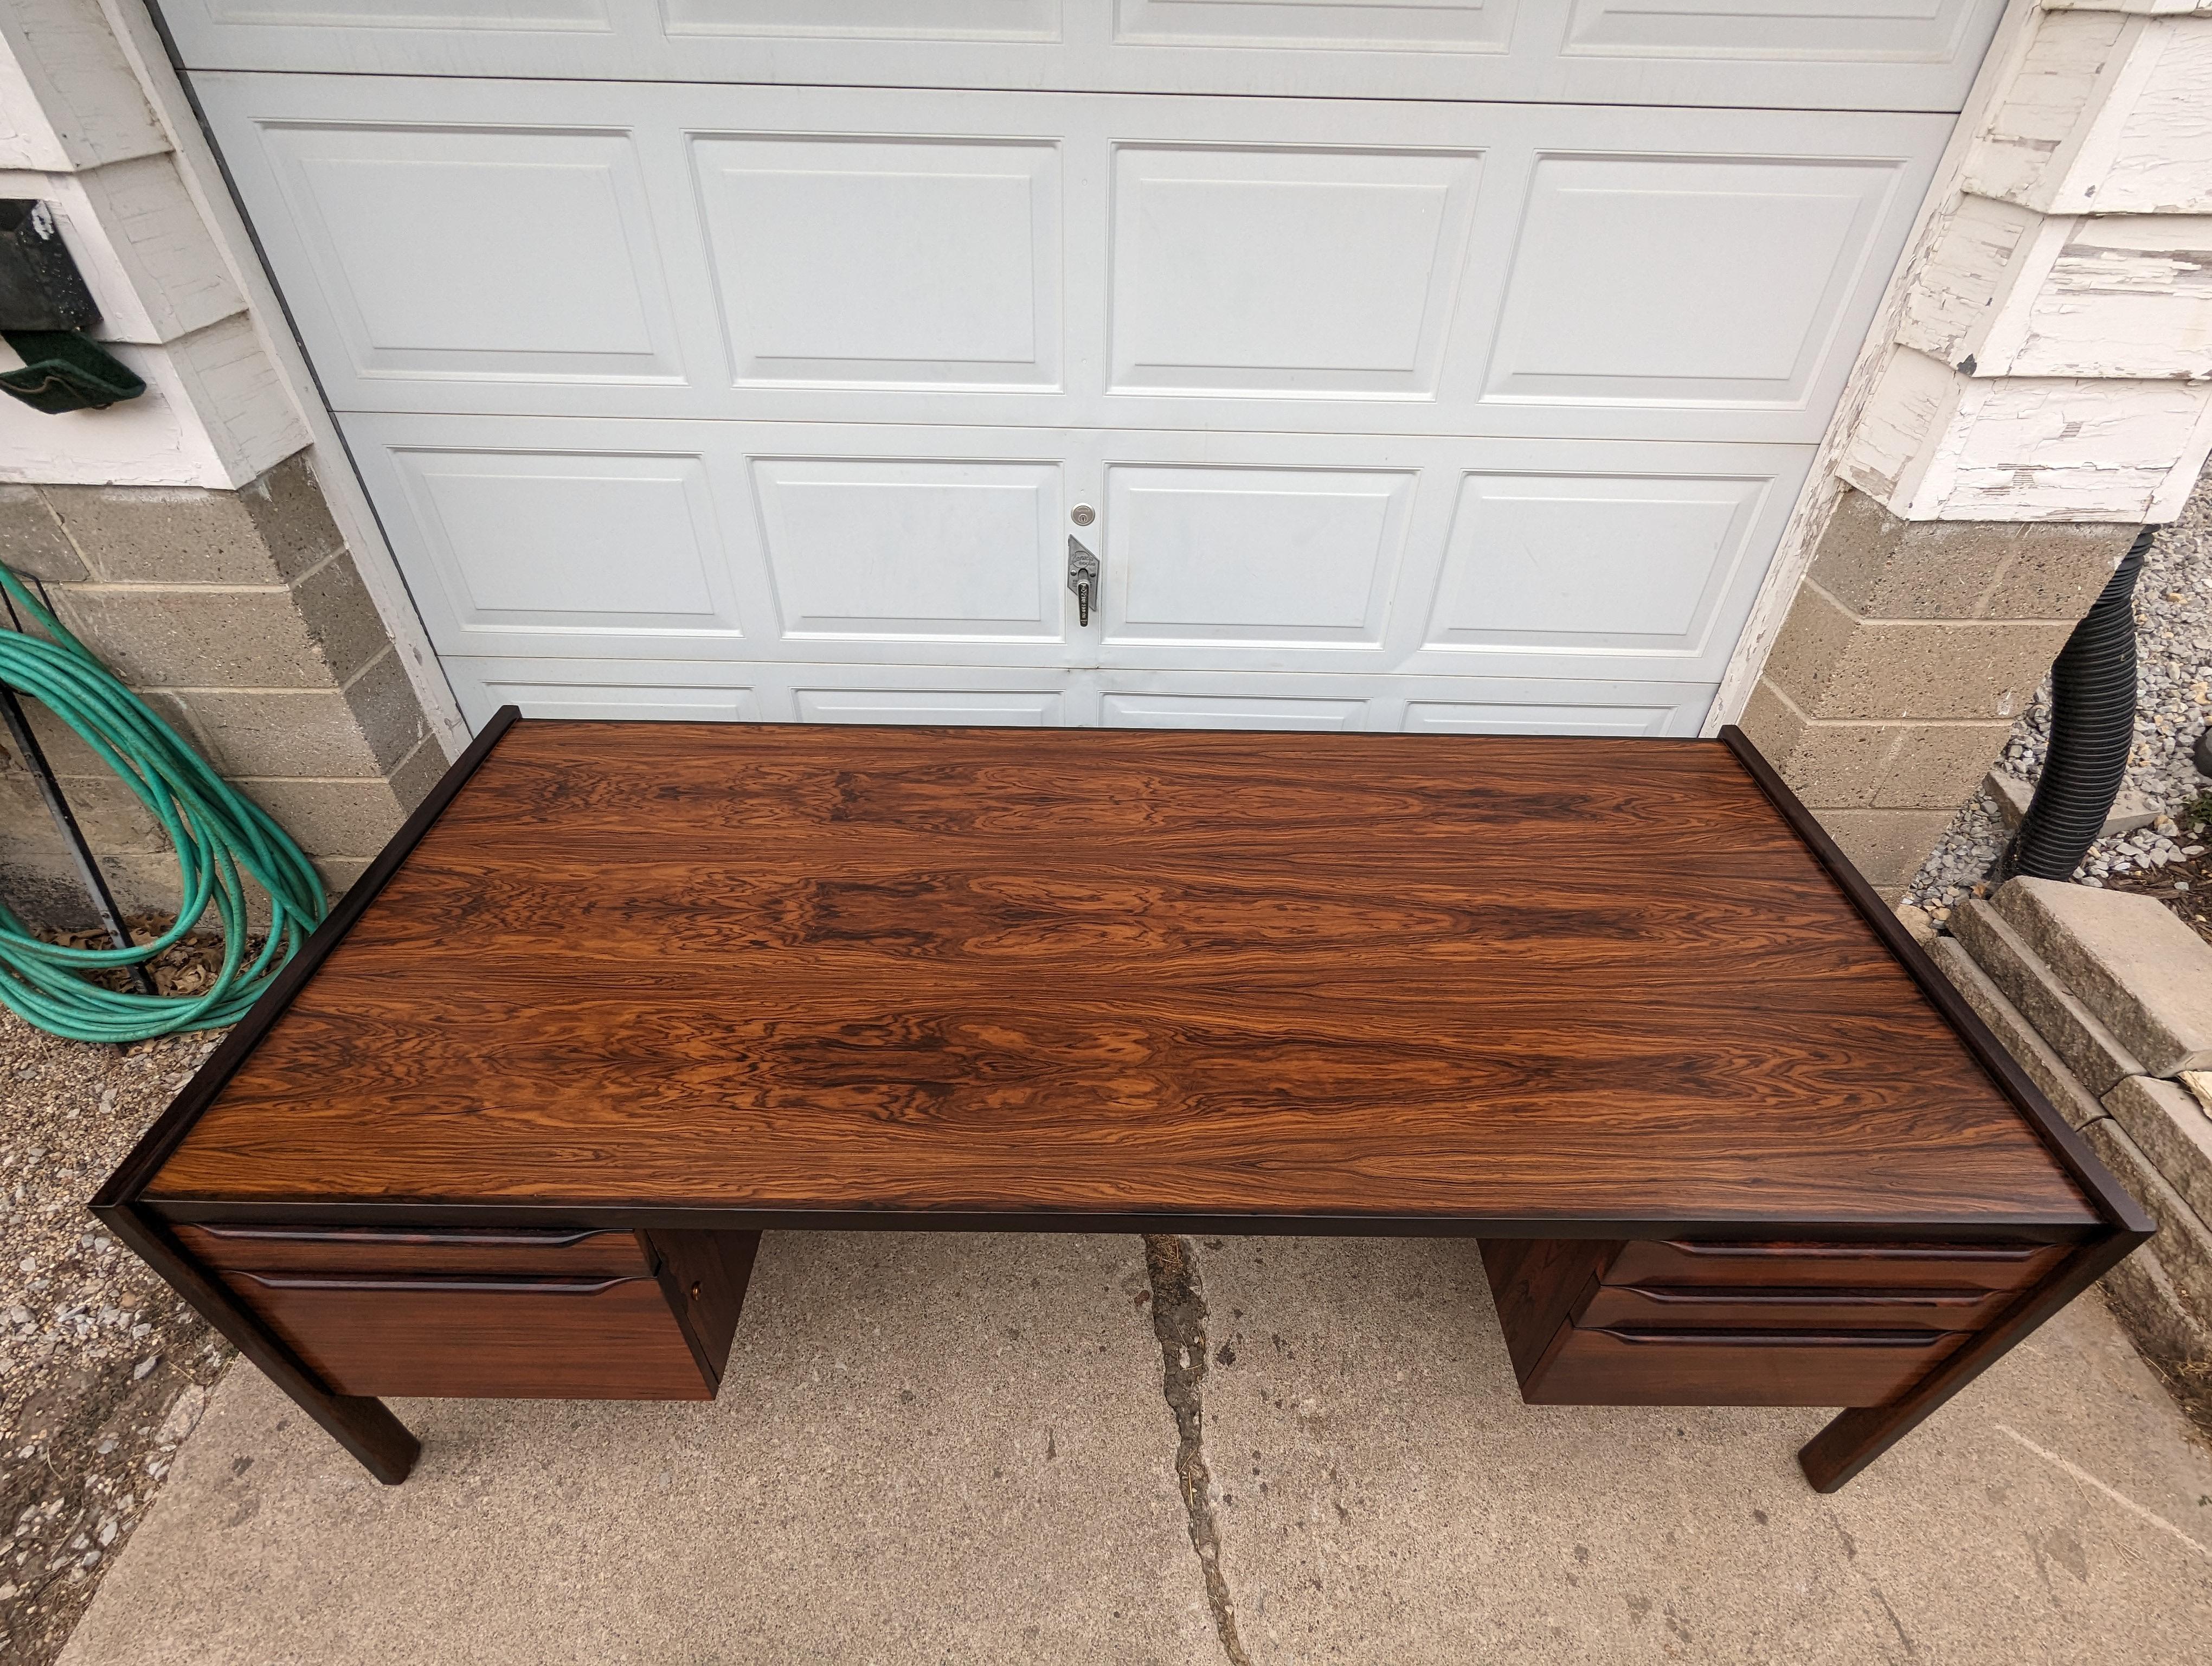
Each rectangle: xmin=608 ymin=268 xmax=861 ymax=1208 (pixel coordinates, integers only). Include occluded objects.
xmin=94 ymin=715 xmax=2151 ymax=1492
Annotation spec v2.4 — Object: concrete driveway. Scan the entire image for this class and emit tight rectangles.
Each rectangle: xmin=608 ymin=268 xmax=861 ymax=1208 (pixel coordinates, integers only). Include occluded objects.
xmin=57 ymin=1233 xmax=2212 ymax=1665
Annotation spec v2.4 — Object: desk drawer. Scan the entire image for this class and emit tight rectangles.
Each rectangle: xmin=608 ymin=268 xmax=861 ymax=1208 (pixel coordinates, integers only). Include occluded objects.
xmin=219 ymin=1271 xmax=712 ymax=1400
xmin=1603 ymin=1240 xmax=2064 ymax=1295
xmin=1523 ymin=1325 xmax=1968 ymax=1407
xmin=176 ymin=1222 xmax=652 ymax=1278
xmin=1578 ymin=1282 xmax=2012 ymax=1334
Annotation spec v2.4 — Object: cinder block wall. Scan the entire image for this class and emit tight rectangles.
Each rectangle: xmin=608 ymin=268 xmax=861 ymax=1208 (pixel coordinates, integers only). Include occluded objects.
xmin=1738 ymin=486 xmax=2134 ymax=895
xmin=0 ymin=453 xmax=438 ymax=925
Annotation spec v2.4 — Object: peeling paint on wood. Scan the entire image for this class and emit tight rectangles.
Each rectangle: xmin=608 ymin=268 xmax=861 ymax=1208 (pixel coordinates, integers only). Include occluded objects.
xmin=2089 ymin=21 xmax=2212 ymax=212
xmin=0 ymin=0 xmax=168 ymax=171
xmin=1909 ymin=204 xmax=2212 ymax=377
xmin=2043 ymin=0 xmax=2212 ymax=15
xmin=2002 ymin=215 xmax=2212 ymax=375
xmin=1966 ymin=14 xmax=2212 ymax=213
xmin=1843 ymin=347 xmax=2212 ymax=519
xmin=1898 ymin=193 xmax=2044 ymax=365
xmin=1963 ymin=10 xmax=2137 ymax=209
xmin=1847 ymin=10 xmax=2212 ymax=527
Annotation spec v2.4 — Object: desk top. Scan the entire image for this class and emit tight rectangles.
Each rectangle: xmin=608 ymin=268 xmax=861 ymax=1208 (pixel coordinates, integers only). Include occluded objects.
xmin=140 ymin=718 xmax=2101 ymax=1233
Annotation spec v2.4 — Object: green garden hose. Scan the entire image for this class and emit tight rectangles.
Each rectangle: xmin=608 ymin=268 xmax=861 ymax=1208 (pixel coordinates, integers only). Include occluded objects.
xmin=0 ymin=562 xmax=325 ymax=1042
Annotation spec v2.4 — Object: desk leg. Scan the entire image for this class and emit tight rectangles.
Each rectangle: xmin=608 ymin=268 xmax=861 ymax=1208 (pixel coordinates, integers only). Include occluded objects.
xmin=97 ymin=1203 xmax=420 ymax=1484
xmin=1799 ymin=1229 xmax=2145 ymax=1492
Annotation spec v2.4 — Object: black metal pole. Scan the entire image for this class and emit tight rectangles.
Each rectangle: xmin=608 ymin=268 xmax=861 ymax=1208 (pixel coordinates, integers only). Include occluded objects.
xmin=0 ymin=582 xmax=158 ymax=997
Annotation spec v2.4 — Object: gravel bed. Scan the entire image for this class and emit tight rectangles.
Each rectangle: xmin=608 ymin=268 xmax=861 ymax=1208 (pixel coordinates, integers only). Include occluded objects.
xmin=0 ymin=1010 xmax=235 ymax=1666
xmin=1906 ymin=467 xmax=2212 ymax=932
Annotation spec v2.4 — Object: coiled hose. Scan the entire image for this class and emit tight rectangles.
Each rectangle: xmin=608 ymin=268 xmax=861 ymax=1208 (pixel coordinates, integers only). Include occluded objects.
xmin=0 ymin=563 xmax=324 ymax=1042
xmin=1996 ymin=527 xmax=2152 ymax=883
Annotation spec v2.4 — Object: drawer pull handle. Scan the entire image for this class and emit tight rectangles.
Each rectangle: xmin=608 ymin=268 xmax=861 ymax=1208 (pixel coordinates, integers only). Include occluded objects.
xmin=1655 ymin=1242 xmax=2043 ymax=1264
xmin=1619 ymin=1285 xmax=1988 ymax=1308
xmin=1599 ymin=1328 xmax=1951 ymax=1349
xmin=196 ymin=1225 xmax=611 ymax=1249
xmin=237 ymin=1272 xmax=639 ymax=1296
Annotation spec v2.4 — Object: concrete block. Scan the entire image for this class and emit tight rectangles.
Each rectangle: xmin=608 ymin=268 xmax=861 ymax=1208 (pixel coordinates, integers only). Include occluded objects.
xmin=1987 ymin=521 xmax=2137 ymax=619
xmin=0 ymin=854 xmax=189 ymax=927
xmin=387 ymin=729 xmax=446 ymax=814
xmin=1806 ymin=490 xmax=2010 ymax=619
xmin=1871 ymin=723 xmax=2015 ymax=810
xmin=46 ymin=774 xmax=171 ymax=854
xmin=287 ymin=552 xmax=394 ymax=689
xmin=2104 ymin=1074 xmax=2212 ymax=1228
xmin=1993 ymin=876 xmax=2212 ymax=1075
xmin=1738 ymin=680 xmax=2010 ymax=812
xmin=0 ymin=766 xmax=170 ymax=854
xmin=1736 ymin=678 xmax=1886 ymax=805
xmin=1931 ymin=936 xmax=2108 ymax=1130
xmin=1951 ymin=899 xmax=2146 ymax=1094
xmin=2098 ymin=1232 xmax=2212 ymax=1388
xmin=0 ymin=766 xmax=67 ymax=852
xmin=8 ymin=686 xmax=204 ymax=779
xmin=0 ymin=485 xmax=89 ymax=583
xmin=236 ymin=740 xmax=440 ymax=859
xmin=1799 ymin=485 xmax=1906 ymax=616
xmin=312 ymin=857 xmax=371 ymax=904
xmin=1763 ymin=585 xmax=2072 ymax=722
xmin=1799 ymin=486 xmax=2131 ymax=623
xmin=1984 ymin=770 xmax=2157 ymax=836
xmin=183 ymin=683 xmax=397 ymax=779
xmin=239 ymin=776 xmax=413 ymax=860
xmin=1813 ymin=808 xmax=1958 ymax=887
xmin=2081 ymin=1114 xmax=2212 ymax=1339
xmin=49 ymin=569 xmax=375 ymax=691
xmin=42 ymin=452 xmax=340 ymax=585
xmin=339 ymin=648 xmax=434 ymax=774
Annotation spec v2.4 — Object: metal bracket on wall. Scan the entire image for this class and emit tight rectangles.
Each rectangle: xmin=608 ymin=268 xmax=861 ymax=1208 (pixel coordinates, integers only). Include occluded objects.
xmin=0 ymin=579 xmax=156 ymax=996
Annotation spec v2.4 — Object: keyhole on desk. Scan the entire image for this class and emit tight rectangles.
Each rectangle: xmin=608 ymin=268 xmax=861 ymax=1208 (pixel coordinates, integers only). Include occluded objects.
xmin=689 ymin=1281 xmax=702 ymax=1302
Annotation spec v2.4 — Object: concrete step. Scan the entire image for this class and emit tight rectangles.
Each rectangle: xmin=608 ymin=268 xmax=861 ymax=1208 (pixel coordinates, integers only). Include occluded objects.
xmin=2099 ymin=1231 xmax=2212 ymax=1384
xmin=2104 ymin=1073 xmax=2212 ymax=1230
xmin=1984 ymin=771 xmax=2157 ymax=838
xmin=1929 ymin=935 xmax=2106 ymax=1131
xmin=1951 ymin=899 xmax=2145 ymax=1096
xmin=2081 ymin=1114 xmax=2212 ymax=1361
xmin=1991 ymin=876 xmax=2212 ymax=1077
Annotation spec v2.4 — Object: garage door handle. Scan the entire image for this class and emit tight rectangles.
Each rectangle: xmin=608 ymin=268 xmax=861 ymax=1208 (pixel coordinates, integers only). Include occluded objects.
xmin=1068 ymin=536 xmax=1100 ymax=627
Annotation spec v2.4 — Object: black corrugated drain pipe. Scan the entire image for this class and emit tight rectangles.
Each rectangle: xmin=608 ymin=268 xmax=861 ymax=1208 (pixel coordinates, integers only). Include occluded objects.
xmin=1994 ymin=526 xmax=2152 ymax=883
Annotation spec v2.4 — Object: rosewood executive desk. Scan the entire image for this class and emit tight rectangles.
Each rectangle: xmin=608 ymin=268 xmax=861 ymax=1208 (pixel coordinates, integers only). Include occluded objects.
xmin=96 ymin=714 xmax=2152 ymax=1492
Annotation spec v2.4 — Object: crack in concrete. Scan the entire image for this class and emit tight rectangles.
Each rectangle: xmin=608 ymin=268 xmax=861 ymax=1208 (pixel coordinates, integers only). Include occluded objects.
xmin=1143 ymin=1234 xmax=1253 ymax=1666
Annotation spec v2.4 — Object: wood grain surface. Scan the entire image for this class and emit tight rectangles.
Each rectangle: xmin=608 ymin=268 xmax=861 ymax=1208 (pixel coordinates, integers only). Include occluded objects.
xmin=220 ymin=1272 xmax=712 ymax=1400
xmin=1520 ymin=1324 xmax=1970 ymax=1407
xmin=149 ymin=723 xmax=2097 ymax=1228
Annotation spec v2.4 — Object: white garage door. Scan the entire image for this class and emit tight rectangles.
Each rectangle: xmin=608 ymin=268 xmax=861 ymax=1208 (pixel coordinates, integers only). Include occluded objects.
xmin=167 ymin=2 xmax=1995 ymax=735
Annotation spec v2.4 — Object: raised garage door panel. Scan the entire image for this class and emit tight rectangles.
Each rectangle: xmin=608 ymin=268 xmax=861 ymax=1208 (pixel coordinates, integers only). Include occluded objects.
xmin=341 ymin=413 xmax=1808 ymax=685
xmin=435 ymin=658 xmax=1716 ymax=736
xmin=159 ymin=0 xmax=2007 ymax=112
xmin=197 ymin=75 xmax=1944 ymax=447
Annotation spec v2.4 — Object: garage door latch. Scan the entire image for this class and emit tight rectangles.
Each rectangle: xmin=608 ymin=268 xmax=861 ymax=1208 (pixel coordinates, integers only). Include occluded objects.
xmin=1067 ymin=536 xmax=1101 ymax=627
